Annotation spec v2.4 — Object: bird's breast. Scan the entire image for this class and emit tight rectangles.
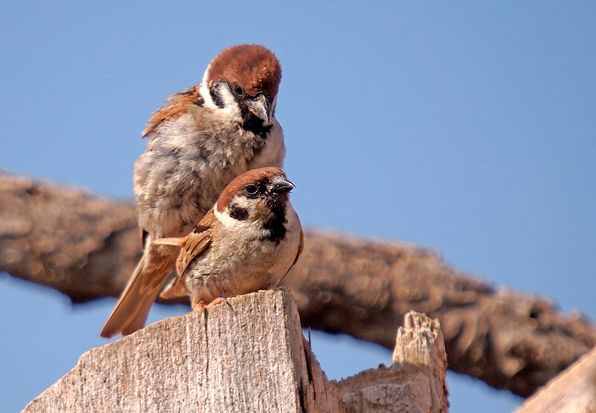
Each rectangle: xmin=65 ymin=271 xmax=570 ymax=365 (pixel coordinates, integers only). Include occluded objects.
xmin=134 ymin=112 xmax=283 ymax=237
xmin=184 ymin=214 xmax=299 ymax=303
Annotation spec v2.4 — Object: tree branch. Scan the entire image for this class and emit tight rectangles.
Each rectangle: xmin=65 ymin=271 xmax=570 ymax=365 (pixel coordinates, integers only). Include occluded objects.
xmin=514 ymin=346 xmax=596 ymax=413
xmin=1 ymin=172 xmax=594 ymax=397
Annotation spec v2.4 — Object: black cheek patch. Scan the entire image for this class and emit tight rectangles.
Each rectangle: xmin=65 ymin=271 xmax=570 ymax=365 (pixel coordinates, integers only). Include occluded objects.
xmin=210 ymin=86 xmax=225 ymax=108
xmin=229 ymin=206 xmax=249 ymax=221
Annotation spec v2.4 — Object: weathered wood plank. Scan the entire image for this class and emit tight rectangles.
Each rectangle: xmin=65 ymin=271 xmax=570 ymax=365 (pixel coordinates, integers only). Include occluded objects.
xmin=22 ymin=289 xmax=343 ymax=413
xmin=515 ymin=346 xmax=596 ymax=413
xmin=336 ymin=311 xmax=449 ymax=413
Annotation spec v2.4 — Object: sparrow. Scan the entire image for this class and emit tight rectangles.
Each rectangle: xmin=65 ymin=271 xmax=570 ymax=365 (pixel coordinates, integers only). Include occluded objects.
xmin=147 ymin=167 xmax=302 ymax=311
xmin=101 ymin=44 xmax=285 ymax=338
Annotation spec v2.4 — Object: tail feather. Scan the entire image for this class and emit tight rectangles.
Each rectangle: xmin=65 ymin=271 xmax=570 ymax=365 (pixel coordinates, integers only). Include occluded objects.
xmin=100 ymin=249 xmax=175 ymax=338
xmin=153 ymin=237 xmax=186 ymax=247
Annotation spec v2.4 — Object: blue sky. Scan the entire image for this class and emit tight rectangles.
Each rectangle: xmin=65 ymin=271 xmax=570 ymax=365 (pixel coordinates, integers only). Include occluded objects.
xmin=1 ymin=2 xmax=595 ymax=412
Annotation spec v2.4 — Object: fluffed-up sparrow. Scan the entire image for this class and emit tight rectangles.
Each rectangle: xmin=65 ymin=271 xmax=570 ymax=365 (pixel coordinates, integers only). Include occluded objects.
xmin=101 ymin=44 xmax=285 ymax=338
xmin=150 ymin=167 xmax=301 ymax=311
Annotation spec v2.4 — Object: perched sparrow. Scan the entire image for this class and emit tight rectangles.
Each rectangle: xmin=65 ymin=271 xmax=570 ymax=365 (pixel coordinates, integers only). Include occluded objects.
xmin=101 ymin=45 xmax=284 ymax=338
xmin=149 ymin=167 xmax=301 ymax=311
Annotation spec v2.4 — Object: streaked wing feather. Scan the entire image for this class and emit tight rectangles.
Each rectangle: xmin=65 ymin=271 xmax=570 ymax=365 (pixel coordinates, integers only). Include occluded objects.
xmin=142 ymin=85 xmax=201 ymax=138
xmin=160 ymin=210 xmax=217 ymax=300
xmin=176 ymin=228 xmax=212 ymax=276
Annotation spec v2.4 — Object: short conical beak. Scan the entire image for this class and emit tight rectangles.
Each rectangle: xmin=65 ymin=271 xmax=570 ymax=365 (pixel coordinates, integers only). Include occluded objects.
xmin=271 ymin=178 xmax=295 ymax=194
xmin=246 ymin=94 xmax=272 ymax=125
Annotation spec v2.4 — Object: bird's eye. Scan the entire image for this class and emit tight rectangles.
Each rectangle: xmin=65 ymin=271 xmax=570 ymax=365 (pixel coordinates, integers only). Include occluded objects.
xmin=245 ymin=184 xmax=258 ymax=195
xmin=233 ymin=83 xmax=245 ymax=97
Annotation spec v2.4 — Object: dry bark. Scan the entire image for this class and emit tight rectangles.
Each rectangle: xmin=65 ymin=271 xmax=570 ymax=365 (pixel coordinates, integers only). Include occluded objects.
xmin=23 ymin=290 xmax=450 ymax=413
xmin=515 ymin=346 xmax=596 ymax=413
xmin=1 ymin=172 xmax=595 ymax=397
xmin=337 ymin=311 xmax=449 ymax=413
xmin=23 ymin=289 xmax=344 ymax=413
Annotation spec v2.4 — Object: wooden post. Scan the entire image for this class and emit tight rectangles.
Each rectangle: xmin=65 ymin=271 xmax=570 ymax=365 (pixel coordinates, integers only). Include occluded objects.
xmin=336 ymin=311 xmax=449 ymax=413
xmin=23 ymin=289 xmax=342 ymax=413
xmin=23 ymin=291 xmax=450 ymax=412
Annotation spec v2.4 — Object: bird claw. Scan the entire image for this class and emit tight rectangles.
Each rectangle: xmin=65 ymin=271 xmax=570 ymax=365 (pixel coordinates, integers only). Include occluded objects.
xmin=193 ymin=297 xmax=228 ymax=311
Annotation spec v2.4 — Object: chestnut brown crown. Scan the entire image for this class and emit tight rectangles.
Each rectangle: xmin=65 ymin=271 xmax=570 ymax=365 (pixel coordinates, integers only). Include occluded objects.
xmin=216 ymin=167 xmax=288 ymax=212
xmin=206 ymin=44 xmax=282 ymax=102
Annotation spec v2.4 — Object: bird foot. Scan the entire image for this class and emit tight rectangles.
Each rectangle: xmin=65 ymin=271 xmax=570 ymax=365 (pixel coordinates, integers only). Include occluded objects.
xmin=193 ymin=297 xmax=228 ymax=311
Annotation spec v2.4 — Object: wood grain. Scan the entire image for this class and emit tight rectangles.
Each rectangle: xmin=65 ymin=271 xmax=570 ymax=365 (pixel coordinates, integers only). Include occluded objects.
xmin=23 ymin=289 xmax=343 ymax=413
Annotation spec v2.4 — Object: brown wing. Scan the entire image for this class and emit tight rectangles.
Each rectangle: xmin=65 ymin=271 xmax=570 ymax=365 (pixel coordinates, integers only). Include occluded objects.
xmin=155 ymin=210 xmax=216 ymax=299
xmin=176 ymin=228 xmax=212 ymax=276
xmin=142 ymin=85 xmax=202 ymax=138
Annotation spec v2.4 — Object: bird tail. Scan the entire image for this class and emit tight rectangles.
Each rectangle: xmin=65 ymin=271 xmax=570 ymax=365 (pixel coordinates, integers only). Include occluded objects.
xmin=100 ymin=244 xmax=175 ymax=338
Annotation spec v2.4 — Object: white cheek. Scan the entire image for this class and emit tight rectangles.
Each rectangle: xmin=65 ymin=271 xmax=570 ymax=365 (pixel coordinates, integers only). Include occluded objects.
xmin=199 ymin=81 xmax=241 ymax=121
xmin=199 ymin=82 xmax=216 ymax=109
xmin=214 ymin=199 xmax=273 ymax=241
xmin=215 ymin=206 xmax=243 ymax=229
xmin=202 ymin=62 xmax=211 ymax=85
xmin=217 ymin=83 xmax=241 ymax=118
xmin=200 ymin=63 xmax=217 ymax=108
xmin=214 ymin=201 xmax=254 ymax=231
